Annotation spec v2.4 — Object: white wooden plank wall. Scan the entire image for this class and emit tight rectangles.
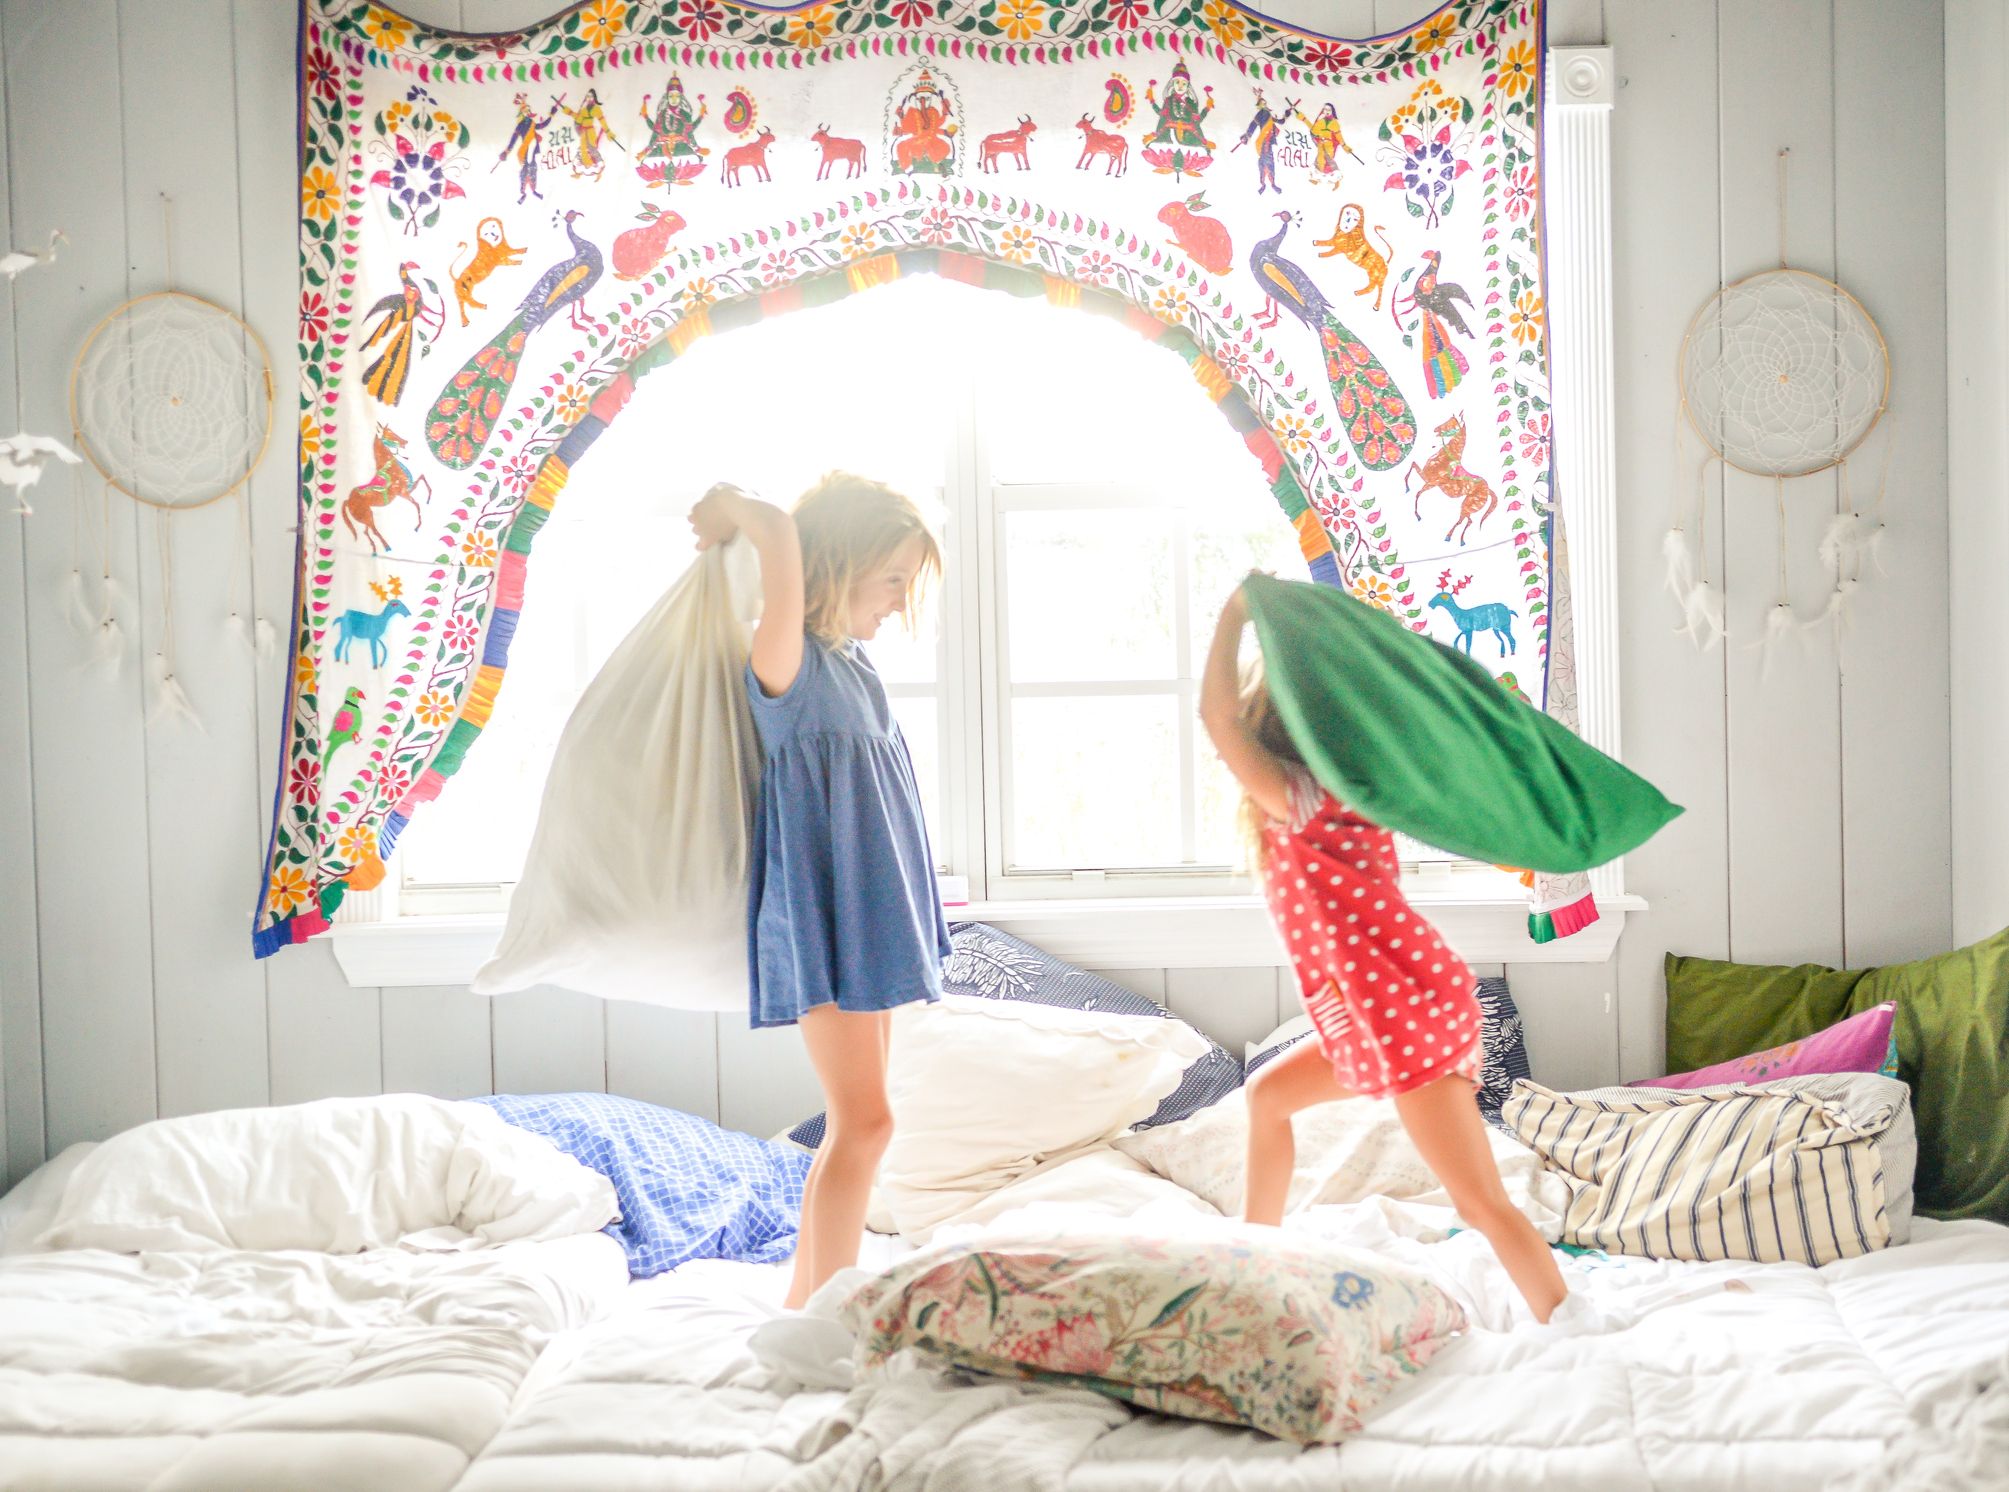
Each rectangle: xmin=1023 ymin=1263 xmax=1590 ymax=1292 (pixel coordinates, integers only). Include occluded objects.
xmin=0 ymin=0 xmax=1954 ymax=1185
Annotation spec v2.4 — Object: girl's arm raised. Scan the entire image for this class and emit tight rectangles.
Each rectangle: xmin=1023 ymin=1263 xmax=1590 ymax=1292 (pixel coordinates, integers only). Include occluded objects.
xmin=1198 ymin=582 xmax=1293 ymax=823
xmin=690 ymin=483 xmax=805 ymax=697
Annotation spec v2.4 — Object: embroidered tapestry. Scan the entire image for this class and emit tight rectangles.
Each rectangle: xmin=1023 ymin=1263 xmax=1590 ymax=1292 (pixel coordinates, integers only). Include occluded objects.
xmin=258 ymin=0 xmax=1556 ymax=955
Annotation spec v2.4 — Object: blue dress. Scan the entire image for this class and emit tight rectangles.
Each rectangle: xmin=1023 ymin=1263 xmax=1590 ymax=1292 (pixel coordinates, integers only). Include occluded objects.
xmin=744 ymin=634 xmax=950 ymax=1028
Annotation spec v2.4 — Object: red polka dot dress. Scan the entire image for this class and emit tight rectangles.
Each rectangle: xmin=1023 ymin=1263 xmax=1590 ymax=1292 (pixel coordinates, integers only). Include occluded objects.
xmin=1261 ymin=767 xmax=1482 ymax=1098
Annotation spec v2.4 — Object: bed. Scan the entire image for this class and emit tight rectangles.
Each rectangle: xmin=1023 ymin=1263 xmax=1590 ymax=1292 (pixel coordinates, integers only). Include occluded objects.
xmin=0 ymin=1086 xmax=2004 ymax=1490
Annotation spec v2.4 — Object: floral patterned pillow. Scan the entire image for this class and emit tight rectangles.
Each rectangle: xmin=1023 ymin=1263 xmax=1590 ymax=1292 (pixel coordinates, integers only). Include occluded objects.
xmin=840 ymin=1229 xmax=1465 ymax=1445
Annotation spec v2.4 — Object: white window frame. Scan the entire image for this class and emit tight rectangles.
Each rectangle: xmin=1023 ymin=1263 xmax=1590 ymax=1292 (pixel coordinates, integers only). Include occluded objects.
xmin=333 ymin=46 xmax=1630 ymax=980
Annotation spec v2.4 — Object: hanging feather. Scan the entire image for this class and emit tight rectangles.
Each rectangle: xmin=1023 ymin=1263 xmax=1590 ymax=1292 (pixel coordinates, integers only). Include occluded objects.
xmin=1802 ymin=578 xmax=1860 ymax=640
xmin=1662 ymin=528 xmax=1696 ymax=600
xmin=254 ymin=616 xmax=277 ymax=659
xmin=1679 ymin=579 xmax=1727 ymax=652
xmin=225 ymin=610 xmax=251 ymax=653
xmin=89 ymin=614 xmax=125 ymax=676
xmin=1858 ymin=522 xmax=1889 ymax=577
xmin=1816 ymin=511 xmax=1873 ymax=578
xmin=61 ymin=569 xmax=97 ymax=637
xmin=147 ymin=652 xmax=205 ymax=733
xmin=1751 ymin=601 xmax=1799 ymax=677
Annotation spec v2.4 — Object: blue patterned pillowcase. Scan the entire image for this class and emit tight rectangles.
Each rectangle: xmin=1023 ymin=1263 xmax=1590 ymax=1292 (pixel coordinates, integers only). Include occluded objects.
xmin=474 ymin=1093 xmax=810 ymax=1278
xmin=1246 ymin=976 xmax=1533 ymax=1125
xmin=786 ymin=923 xmax=1245 ymax=1150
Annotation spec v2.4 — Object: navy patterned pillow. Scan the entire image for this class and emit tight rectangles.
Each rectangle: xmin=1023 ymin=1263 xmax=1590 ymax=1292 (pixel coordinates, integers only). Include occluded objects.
xmin=1244 ymin=975 xmax=1533 ymax=1126
xmin=785 ymin=923 xmax=1245 ymax=1150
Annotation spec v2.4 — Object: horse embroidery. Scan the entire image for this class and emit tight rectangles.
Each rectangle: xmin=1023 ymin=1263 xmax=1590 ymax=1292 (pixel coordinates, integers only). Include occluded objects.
xmin=1406 ymin=412 xmax=1497 ymax=544
xmin=343 ymin=424 xmax=431 ymax=556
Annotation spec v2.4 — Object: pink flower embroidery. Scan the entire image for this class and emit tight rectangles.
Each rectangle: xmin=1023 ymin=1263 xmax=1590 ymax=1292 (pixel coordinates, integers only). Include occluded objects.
xmin=1008 ymin=1312 xmax=1114 ymax=1377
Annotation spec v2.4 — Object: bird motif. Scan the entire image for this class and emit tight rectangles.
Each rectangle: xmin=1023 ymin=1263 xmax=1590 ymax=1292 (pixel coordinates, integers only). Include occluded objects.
xmin=1399 ymin=248 xmax=1475 ymax=399
xmin=426 ymin=210 xmax=603 ymax=470
xmin=322 ymin=685 xmax=366 ymax=771
xmin=1246 ymin=212 xmax=1417 ymax=472
xmin=360 ymin=260 xmax=443 ymax=407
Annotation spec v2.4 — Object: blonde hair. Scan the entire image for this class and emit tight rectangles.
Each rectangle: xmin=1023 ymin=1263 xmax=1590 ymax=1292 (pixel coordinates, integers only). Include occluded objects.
xmin=791 ymin=471 xmax=942 ymax=645
xmin=1236 ymin=656 xmax=1306 ymax=876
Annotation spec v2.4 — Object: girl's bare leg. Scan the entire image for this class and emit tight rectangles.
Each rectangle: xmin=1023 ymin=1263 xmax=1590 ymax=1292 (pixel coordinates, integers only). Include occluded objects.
xmin=784 ymin=1005 xmax=894 ymax=1310
xmin=1393 ymin=1073 xmax=1567 ymax=1322
xmin=1242 ymin=1039 xmax=1352 ymax=1226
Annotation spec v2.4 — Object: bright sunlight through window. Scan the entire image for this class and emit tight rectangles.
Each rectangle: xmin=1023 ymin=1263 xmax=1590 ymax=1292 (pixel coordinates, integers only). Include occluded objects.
xmin=395 ymin=275 xmax=1439 ymax=904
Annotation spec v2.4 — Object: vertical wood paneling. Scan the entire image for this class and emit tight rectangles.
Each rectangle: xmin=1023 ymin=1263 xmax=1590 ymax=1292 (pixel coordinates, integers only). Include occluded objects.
xmin=491 ymin=986 xmax=607 ymax=1095
xmin=8 ymin=0 xmax=159 ymax=1155
xmin=0 ymin=2 xmax=47 ymax=1188
xmin=1716 ymin=0 xmax=1845 ymax=972
xmin=1945 ymin=0 xmax=2009 ymax=946
xmin=604 ymin=1005 xmax=720 ymax=1122
xmin=1503 ymin=963 xmax=1617 ymax=1089
xmin=381 ymin=986 xmax=493 ymax=1098
xmin=715 ymin=1018 xmax=821 ymax=1140
xmin=1606 ymin=0 xmax=1730 ymax=1080
xmin=118 ymin=0 xmax=271 ymax=1120
xmin=1833 ymin=0 xmax=1952 ymax=969
xmin=268 ymin=943 xmax=384 ymax=1103
xmin=1162 ymin=967 xmax=1287 ymax=1058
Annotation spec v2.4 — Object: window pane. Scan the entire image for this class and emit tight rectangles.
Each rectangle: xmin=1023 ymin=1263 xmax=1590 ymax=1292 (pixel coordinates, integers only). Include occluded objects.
xmin=887 ymin=692 xmax=944 ymax=869
xmin=1005 ymin=509 xmax=1175 ymax=682
xmin=1193 ymin=744 xmax=1248 ymax=871
xmin=1008 ymin=695 xmax=1181 ymax=869
xmin=1188 ymin=511 xmax=1314 ymax=664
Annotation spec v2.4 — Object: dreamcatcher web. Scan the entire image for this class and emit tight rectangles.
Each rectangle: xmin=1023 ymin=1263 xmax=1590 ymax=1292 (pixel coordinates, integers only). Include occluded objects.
xmin=1679 ymin=268 xmax=1887 ymax=479
xmin=63 ymin=207 xmax=276 ymax=730
xmin=1665 ymin=150 xmax=1892 ymax=660
xmin=71 ymin=291 xmax=270 ymax=508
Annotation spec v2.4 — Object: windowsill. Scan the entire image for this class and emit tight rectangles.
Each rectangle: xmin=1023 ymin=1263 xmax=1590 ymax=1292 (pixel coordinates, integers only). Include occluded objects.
xmin=327 ymin=887 xmax=1644 ymax=988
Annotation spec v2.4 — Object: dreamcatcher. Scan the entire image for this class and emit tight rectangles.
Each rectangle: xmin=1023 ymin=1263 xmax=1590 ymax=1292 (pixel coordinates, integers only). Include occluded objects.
xmin=67 ymin=196 xmax=273 ymax=726
xmin=1672 ymin=149 xmax=1891 ymax=663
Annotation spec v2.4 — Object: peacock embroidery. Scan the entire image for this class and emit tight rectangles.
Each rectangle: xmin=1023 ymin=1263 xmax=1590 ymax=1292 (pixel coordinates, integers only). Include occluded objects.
xmin=1247 ymin=212 xmax=1416 ymax=471
xmin=426 ymin=209 xmax=602 ymax=470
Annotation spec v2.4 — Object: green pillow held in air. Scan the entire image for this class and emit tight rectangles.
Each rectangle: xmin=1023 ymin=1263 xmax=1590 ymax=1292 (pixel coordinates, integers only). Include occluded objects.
xmin=1663 ymin=928 xmax=2009 ymax=1223
xmin=1240 ymin=574 xmax=1682 ymax=873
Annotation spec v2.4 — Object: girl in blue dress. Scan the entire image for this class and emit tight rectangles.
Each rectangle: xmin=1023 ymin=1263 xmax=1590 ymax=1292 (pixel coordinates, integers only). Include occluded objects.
xmin=689 ymin=473 xmax=949 ymax=1309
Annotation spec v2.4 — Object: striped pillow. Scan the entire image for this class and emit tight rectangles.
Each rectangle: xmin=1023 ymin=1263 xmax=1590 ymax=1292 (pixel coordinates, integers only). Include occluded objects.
xmin=1501 ymin=1074 xmax=1909 ymax=1264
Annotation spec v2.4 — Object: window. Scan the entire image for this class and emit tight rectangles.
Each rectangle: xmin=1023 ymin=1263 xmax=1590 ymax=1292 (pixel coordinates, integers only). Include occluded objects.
xmin=394 ymin=274 xmax=1472 ymax=907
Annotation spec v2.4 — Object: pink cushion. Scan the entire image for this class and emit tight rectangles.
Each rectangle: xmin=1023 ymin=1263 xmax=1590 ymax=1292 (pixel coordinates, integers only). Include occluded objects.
xmin=1637 ymin=1002 xmax=1897 ymax=1090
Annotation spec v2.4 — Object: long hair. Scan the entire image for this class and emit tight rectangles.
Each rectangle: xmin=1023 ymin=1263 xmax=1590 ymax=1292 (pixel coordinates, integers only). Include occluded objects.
xmin=1236 ymin=655 xmax=1307 ymax=876
xmin=791 ymin=471 xmax=942 ymax=645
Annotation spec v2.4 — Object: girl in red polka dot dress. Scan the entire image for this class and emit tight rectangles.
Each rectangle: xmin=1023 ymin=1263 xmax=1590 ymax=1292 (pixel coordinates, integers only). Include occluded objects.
xmin=1201 ymin=579 xmax=1567 ymax=1324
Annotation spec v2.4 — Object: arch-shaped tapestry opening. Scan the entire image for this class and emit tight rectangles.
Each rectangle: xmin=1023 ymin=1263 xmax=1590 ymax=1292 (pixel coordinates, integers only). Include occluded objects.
xmin=387 ymin=260 xmax=1329 ymax=889
xmin=259 ymin=0 xmax=1554 ymax=956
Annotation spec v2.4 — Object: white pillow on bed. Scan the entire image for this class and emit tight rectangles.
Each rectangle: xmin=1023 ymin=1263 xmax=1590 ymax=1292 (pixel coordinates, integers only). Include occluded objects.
xmin=31 ymin=1094 xmax=618 ymax=1254
xmin=0 ymin=1142 xmax=98 ymax=1254
xmin=877 ymin=994 xmax=1212 ymax=1240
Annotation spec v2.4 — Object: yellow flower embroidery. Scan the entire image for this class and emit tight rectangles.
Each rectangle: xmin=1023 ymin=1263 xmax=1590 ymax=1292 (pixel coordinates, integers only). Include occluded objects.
xmin=299 ymin=414 xmax=322 ymax=459
xmin=997 ymin=0 xmax=1047 ymax=41
xmin=432 ymin=109 xmax=458 ymax=139
xmin=338 ymin=823 xmax=376 ymax=863
xmin=1412 ymin=14 xmax=1456 ymax=52
xmin=840 ymin=223 xmax=880 ymax=259
xmin=415 ymin=690 xmax=454 ymax=728
xmin=999 ymin=225 xmax=1037 ymax=263
xmin=579 ymin=0 xmax=626 ymax=49
xmin=1201 ymin=0 xmax=1245 ymax=47
xmin=362 ymin=6 xmax=411 ymax=51
xmin=301 ymin=166 xmax=340 ymax=222
xmin=681 ymin=277 xmax=718 ymax=309
xmin=557 ymin=383 xmax=590 ymax=422
xmin=1274 ymin=413 xmax=1311 ymax=454
xmin=788 ymin=5 xmax=836 ymax=47
xmin=1509 ymin=290 xmax=1545 ymax=347
xmin=1351 ymin=575 xmax=1395 ymax=610
xmin=383 ymin=99 xmax=413 ymax=131
xmin=1153 ymin=284 xmax=1190 ymax=321
xmin=267 ymin=864 xmax=311 ymax=917
xmin=1499 ymin=40 xmax=1536 ymax=97
xmin=294 ymin=652 xmax=317 ymax=692
xmin=462 ymin=530 xmax=498 ymax=567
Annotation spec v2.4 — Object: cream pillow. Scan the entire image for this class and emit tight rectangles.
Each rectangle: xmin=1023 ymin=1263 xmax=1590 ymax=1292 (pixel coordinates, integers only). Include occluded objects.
xmin=878 ymin=994 xmax=1211 ymax=1239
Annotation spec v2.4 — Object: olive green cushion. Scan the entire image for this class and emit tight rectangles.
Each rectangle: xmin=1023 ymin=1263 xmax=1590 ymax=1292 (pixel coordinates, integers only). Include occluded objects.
xmin=1663 ymin=928 xmax=2009 ymax=1222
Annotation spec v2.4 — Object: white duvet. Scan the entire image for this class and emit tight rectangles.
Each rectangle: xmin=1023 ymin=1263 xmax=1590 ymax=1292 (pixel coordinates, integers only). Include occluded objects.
xmin=4 ymin=1122 xmax=2007 ymax=1491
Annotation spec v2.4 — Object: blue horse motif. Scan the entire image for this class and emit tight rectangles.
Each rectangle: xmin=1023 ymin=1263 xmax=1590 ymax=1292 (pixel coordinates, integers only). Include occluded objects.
xmin=333 ymin=598 xmax=411 ymax=667
xmin=1428 ymin=587 xmax=1517 ymax=658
